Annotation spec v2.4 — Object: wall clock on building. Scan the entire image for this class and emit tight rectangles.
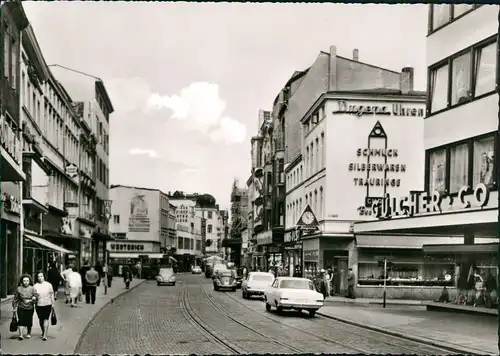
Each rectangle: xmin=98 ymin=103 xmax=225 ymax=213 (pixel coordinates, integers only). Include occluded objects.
xmin=302 ymin=211 xmax=315 ymax=225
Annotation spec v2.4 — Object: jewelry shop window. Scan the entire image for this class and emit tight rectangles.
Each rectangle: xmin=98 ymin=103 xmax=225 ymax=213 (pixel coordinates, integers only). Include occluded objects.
xmin=473 ymin=135 xmax=495 ymax=187
xmin=449 ymin=143 xmax=469 ymax=193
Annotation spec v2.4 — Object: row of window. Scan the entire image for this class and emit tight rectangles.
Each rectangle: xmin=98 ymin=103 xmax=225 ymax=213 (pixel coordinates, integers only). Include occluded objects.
xmin=287 ymin=163 xmax=303 ymax=190
xmin=428 ymin=133 xmax=495 ymax=194
xmin=178 ymin=237 xmax=202 ymax=251
xmin=429 ymin=36 xmax=496 ymax=115
xmin=303 ymin=105 xmax=326 ymax=135
xmin=96 ymin=157 xmax=109 ymax=187
xmin=430 ymin=4 xmax=480 ymax=33
xmin=287 ymin=187 xmax=324 ymax=227
xmin=4 ymin=23 xmax=17 ymax=91
xmin=305 ymin=132 xmax=325 ymax=179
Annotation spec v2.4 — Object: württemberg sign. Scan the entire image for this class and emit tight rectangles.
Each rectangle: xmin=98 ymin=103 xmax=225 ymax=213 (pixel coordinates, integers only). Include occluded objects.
xmin=332 ymin=100 xmax=425 ymax=117
xmin=372 ymin=183 xmax=490 ymax=219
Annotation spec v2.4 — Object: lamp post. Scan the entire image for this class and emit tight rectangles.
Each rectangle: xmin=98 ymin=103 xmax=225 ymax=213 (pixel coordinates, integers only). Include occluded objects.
xmin=497 ymin=7 xmax=500 ymax=353
xmin=103 ymin=199 xmax=113 ymax=295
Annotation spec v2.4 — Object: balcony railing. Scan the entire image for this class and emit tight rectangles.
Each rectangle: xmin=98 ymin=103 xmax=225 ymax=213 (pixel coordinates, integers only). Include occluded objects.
xmin=0 ymin=116 xmax=22 ymax=165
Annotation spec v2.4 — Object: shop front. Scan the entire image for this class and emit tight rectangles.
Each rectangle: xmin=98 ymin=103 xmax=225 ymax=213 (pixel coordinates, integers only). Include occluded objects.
xmin=283 ymin=228 xmax=302 ymax=276
xmin=107 ymin=240 xmax=162 ymax=275
xmin=354 ymin=183 xmax=499 ymax=302
xmin=0 ymin=187 xmax=22 ymax=298
xmin=254 ymin=229 xmax=283 ymax=272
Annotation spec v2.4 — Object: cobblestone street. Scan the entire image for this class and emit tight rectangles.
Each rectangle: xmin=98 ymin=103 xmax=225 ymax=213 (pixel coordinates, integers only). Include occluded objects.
xmin=75 ymin=274 xmax=461 ymax=355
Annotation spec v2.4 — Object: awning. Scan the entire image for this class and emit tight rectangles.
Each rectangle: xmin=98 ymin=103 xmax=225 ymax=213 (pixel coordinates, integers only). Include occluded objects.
xmin=423 ymin=243 xmax=498 ymax=254
xmin=24 ymin=234 xmax=73 ymax=254
xmin=356 ymin=234 xmax=464 ymax=249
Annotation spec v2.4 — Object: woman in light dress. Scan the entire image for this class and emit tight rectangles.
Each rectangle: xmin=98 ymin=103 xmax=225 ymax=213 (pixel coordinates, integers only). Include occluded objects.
xmin=67 ymin=267 xmax=83 ymax=307
xmin=33 ymin=271 xmax=55 ymax=341
xmin=61 ymin=264 xmax=74 ymax=304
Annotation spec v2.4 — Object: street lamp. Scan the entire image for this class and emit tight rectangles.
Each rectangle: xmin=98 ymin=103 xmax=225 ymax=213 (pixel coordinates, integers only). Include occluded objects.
xmin=497 ymin=8 xmax=500 ymax=353
xmin=103 ymin=199 xmax=113 ymax=295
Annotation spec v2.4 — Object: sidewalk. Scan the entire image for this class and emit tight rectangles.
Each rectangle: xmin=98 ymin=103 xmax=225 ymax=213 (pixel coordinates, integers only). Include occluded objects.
xmin=325 ymin=295 xmax=432 ymax=306
xmin=318 ymin=303 xmax=497 ymax=354
xmin=0 ymin=278 xmax=145 ymax=355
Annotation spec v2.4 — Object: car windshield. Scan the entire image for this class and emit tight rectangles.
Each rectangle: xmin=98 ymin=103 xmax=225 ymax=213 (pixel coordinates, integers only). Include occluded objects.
xmin=280 ymin=279 xmax=314 ymax=290
xmin=252 ymin=275 xmax=274 ymax=282
xmin=160 ymin=268 xmax=173 ymax=275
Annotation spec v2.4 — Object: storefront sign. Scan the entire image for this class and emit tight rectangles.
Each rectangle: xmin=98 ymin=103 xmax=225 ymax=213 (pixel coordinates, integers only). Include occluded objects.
xmin=177 ymin=224 xmax=189 ymax=232
xmin=331 ymin=100 xmax=425 ymax=117
xmin=304 ymin=250 xmax=319 ymax=262
xmin=284 ymin=229 xmax=299 ymax=243
xmin=373 ymin=183 xmax=490 ymax=219
xmin=256 ymin=230 xmax=272 ymax=245
xmin=103 ymin=200 xmax=112 ymax=221
xmin=109 ymin=243 xmax=146 ymax=251
xmin=2 ymin=193 xmax=20 ymax=214
xmin=62 ymin=206 xmax=78 ymax=235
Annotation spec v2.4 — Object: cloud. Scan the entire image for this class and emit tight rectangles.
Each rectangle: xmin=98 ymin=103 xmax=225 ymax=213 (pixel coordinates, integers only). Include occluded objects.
xmin=106 ymin=77 xmax=153 ymax=115
xmin=146 ymin=82 xmax=247 ymax=144
xmin=129 ymin=148 xmax=159 ymax=158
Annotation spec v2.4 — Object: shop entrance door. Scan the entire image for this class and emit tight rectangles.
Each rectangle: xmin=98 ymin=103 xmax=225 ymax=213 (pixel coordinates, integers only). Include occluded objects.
xmin=338 ymin=258 xmax=348 ymax=293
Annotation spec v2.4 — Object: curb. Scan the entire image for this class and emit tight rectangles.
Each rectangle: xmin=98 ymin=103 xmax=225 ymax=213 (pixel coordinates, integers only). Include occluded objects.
xmin=325 ymin=300 xmax=427 ymax=307
xmin=73 ymin=279 xmax=147 ymax=352
xmin=317 ymin=311 xmax=487 ymax=355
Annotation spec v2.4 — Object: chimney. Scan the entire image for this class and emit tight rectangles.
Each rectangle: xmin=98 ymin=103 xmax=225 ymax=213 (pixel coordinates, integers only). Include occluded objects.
xmin=353 ymin=48 xmax=359 ymax=61
xmin=400 ymin=67 xmax=414 ymax=94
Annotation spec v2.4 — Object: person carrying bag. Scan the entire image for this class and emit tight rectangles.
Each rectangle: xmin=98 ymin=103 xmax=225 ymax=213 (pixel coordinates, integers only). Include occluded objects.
xmin=51 ymin=308 xmax=57 ymax=326
xmin=10 ymin=312 xmax=18 ymax=333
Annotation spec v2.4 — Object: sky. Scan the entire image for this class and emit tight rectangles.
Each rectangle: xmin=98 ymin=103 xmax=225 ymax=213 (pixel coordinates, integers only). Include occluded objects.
xmin=23 ymin=2 xmax=428 ymax=210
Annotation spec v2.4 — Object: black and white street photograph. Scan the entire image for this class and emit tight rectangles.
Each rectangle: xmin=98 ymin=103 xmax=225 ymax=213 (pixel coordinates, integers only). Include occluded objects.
xmin=0 ymin=1 xmax=499 ymax=355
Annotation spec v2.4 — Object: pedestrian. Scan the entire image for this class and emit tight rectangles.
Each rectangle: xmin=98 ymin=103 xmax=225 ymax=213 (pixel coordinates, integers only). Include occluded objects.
xmin=85 ymin=266 xmax=100 ymax=304
xmin=327 ymin=268 xmax=333 ymax=296
xmin=106 ymin=264 xmax=114 ymax=288
xmin=95 ymin=262 xmax=104 ymax=286
xmin=123 ymin=267 xmax=132 ymax=289
xmin=68 ymin=267 xmax=82 ymax=307
xmin=61 ymin=264 xmax=73 ymax=304
xmin=346 ymin=267 xmax=356 ymax=299
xmin=332 ymin=267 xmax=340 ymax=296
xmin=12 ymin=274 xmax=36 ymax=340
xmin=118 ymin=264 xmax=123 ymax=277
xmin=33 ymin=271 xmax=55 ymax=341
xmin=47 ymin=263 xmax=62 ymax=301
xmin=79 ymin=261 xmax=90 ymax=300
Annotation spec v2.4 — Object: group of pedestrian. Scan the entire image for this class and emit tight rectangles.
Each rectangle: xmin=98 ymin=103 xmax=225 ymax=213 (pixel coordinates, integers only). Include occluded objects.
xmin=11 ymin=260 xmax=121 ymax=341
xmin=12 ymin=272 xmax=55 ymax=341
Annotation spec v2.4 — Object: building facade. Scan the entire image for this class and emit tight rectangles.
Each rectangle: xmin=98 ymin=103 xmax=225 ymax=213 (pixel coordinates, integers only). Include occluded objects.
xmin=222 ymin=179 xmax=248 ymax=265
xmin=0 ymin=0 xmax=28 ymax=298
xmin=353 ymin=4 xmax=499 ymax=300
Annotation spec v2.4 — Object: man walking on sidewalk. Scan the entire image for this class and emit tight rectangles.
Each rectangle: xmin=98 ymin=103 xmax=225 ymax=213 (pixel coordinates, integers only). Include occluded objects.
xmin=85 ymin=266 xmax=100 ymax=304
xmin=346 ymin=268 xmax=356 ymax=299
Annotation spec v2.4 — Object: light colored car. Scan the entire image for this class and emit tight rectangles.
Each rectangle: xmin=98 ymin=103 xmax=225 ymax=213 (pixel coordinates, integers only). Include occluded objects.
xmin=211 ymin=263 xmax=228 ymax=278
xmin=157 ymin=267 xmax=176 ymax=286
xmin=192 ymin=265 xmax=202 ymax=274
xmin=264 ymin=277 xmax=324 ymax=317
xmin=241 ymin=272 xmax=274 ymax=299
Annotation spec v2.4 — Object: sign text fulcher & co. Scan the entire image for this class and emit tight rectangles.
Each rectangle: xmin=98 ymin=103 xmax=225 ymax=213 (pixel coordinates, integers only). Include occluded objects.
xmin=332 ymin=100 xmax=425 ymax=117
xmin=372 ymin=183 xmax=490 ymax=219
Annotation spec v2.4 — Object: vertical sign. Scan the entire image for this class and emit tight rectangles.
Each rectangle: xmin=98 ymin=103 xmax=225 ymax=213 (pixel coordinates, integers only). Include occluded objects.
xmin=62 ymin=206 xmax=78 ymax=235
xmin=129 ymin=191 xmax=150 ymax=232
xmin=366 ymin=121 xmax=387 ymax=204
xmin=103 ymin=199 xmax=112 ymax=221
xmin=201 ymin=216 xmax=207 ymax=255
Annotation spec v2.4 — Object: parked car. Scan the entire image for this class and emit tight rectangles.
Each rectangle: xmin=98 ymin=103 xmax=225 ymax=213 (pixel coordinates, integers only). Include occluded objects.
xmin=264 ymin=277 xmax=324 ymax=317
xmin=192 ymin=265 xmax=202 ymax=274
xmin=157 ymin=267 xmax=176 ymax=286
xmin=213 ymin=270 xmax=238 ymax=291
xmin=242 ymin=272 xmax=274 ymax=299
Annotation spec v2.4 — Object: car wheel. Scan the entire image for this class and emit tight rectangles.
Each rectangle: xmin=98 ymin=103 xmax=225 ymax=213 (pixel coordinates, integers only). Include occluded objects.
xmin=265 ymin=302 xmax=271 ymax=311
xmin=276 ymin=302 xmax=283 ymax=314
xmin=308 ymin=310 xmax=316 ymax=317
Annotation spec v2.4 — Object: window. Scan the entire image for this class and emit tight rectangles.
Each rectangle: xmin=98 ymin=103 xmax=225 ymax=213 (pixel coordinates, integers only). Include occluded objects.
xmin=113 ymin=215 xmax=120 ymax=224
xmin=429 ymin=37 xmax=496 ymax=115
xmin=474 ymin=42 xmax=496 ymax=97
xmin=453 ymin=4 xmax=474 ymax=18
xmin=208 ymin=211 xmax=213 ymax=219
xmin=431 ymin=5 xmax=450 ymax=30
xmin=430 ymin=65 xmax=449 ymax=113
xmin=3 ymin=26 xmax=10 ymax=80
xmin=207 ymin=224 xmax=213 ymax=233
xmin=451 ymin=52 xmax=471 ymax=106
xmin=449 ymin=143 xmax=468 ymax=193
xmin=429 ymin=149 xmax=447 ymax=193
xmin=11 ymin=37 xmax=17 ymax=89
xmin=473 ymin=136 xmax=495 ymax=187
xmin=319 ymin=187 xmax=323 ymax=220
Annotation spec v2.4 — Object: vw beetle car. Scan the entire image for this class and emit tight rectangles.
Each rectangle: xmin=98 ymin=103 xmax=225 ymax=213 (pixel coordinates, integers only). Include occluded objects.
xmin=157 ymin=267 xmax=176 ymax=286
xmin=213 ymin=269 xmax=238 ymax=291
xmin=264 ymin=277 xmax=324 ymax=317
xmin=192 ymin=265 xmax=202 ymax=274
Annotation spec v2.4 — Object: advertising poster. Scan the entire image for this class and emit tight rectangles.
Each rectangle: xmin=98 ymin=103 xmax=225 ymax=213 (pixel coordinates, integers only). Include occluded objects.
xmin=129 ymin=191 xmax=150 ymax=232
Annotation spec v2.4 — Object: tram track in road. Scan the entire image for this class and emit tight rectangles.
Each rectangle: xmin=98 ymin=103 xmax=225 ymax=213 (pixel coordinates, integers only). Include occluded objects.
xmin=178 ymin=284 xmax=245 ymax=354
xmin=221 ymin=289 xmax=456 ymax=355
xmin=200 ymin=287 xmax=306 ymax=354
xmin=203 ymin=286 xmax=366 ymax=353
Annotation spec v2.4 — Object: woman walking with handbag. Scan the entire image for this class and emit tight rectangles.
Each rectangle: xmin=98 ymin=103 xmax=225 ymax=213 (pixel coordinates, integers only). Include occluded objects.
xmin=33 ymin=271 xmax=55 ymax=341
xmin=68 ymin=267 xmax=83 ymax=307
xmin=12 ymin=274 xmax=37 ymax=340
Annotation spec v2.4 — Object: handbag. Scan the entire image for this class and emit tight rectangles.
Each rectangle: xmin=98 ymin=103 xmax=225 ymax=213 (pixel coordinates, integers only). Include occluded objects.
xmin=9 ymin=312 xmax=18 ymax=332
xmin=50 ymin=308 xmax=57 ymax=326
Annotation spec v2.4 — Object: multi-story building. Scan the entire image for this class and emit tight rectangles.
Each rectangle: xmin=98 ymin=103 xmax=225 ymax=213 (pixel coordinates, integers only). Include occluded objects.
xmin=353 ymin=4 xmax=499 ymax=301
xmin=0 ymin=0 xmax=29 ymax=297
xmin=49 ymin=65 xmax=114 ymax=265
xmin=222 ymin=179 xmax=247 ymax=265
xmin=160 ymin=191 xmax=176 ymax=252
xmin=108 ymin=185 xmax=166 ymax=263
